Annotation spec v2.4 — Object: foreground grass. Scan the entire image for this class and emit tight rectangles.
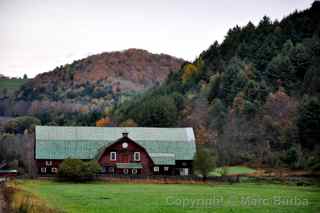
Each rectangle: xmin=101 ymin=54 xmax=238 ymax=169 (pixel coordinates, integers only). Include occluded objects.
xmin=15 ymin=180 xmax=320 ymax=213
xmin=4 ymin=181 xmax=59 ymax=213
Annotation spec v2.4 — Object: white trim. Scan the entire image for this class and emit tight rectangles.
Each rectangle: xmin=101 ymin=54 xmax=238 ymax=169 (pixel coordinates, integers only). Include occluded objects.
xmin=51 ymin=167 xmax=58 ymax=173
xmin=149 ymin=153 xmax=175 ymax=157
xmin=41 ymin=167 xmax=46 ymax=173
xmin=153 ymin=166 xmax=159 ymax=172
xmin=123 ymin=168 xmax=129 ymax=174
xmin=45 ymin=160 xmax=52 ymax=166
xmin=133 ymin=152 xmax=140 ymax=161
xmin=164 ymin=166 xmax=169 ymax=171
xmin=180 ymin=168 xmax=189 ymax=176
xmin=186 ymin=128 xmax=195 ymax=142
xmin=110 ymin=152 xmax=117 ymax=161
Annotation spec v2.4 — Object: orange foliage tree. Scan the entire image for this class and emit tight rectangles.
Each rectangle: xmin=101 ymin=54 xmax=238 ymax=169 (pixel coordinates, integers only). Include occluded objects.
xmin=262 ymin=88 xmax=297 ymax=129
xmin=96 ymin=117 xmax=112 ymax=127
xmin=181 ymin=63 xmax=198 ymax=84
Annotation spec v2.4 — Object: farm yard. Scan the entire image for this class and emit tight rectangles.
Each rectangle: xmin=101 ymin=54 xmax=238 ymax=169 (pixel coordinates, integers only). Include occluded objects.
xmin=7 ymin=180 xmax=320 ymax=213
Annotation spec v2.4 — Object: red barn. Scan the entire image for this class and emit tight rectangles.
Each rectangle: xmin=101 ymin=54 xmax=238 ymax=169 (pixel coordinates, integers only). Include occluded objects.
xmin=35 ymin=126 xmax=196 ymax=176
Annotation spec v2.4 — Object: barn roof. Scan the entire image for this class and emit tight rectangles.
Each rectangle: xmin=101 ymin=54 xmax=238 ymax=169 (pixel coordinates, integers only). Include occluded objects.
xmin=35 ymin=126 xmax=196 ymax=165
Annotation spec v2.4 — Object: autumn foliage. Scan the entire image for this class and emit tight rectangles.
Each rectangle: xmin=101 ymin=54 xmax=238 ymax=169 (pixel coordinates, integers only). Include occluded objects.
xmin=96 ymin=117 xmax=112 ymax=127
xmin=262 ymin=88 xmax=297 ymax=129
xmin=181 ymin=63 xmax=198 ymax=84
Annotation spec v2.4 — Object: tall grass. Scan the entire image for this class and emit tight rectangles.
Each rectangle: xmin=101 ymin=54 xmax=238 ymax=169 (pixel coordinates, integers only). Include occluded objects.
xmin=3 ymin=181 xmax=61 ymax=213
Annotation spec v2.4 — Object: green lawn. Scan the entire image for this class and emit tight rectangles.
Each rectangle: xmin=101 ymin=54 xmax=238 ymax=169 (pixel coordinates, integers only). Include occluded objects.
xmin=210 ymin=166 xmax=256 ymax=176
xmin=17 ymin=180 xmax=320 ymax=213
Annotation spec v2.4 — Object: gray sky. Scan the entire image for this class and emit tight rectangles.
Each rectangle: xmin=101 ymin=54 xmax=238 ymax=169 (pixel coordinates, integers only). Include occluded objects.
xmin=0 ymin=0 xmax=314 ymax=78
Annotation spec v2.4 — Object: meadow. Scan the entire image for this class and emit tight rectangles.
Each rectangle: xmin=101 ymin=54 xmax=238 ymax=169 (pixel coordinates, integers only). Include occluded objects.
xmin=210 ymin=166 xmax=256 ymax=176
xmin=13 ymin=180 xmax=320 ymax=213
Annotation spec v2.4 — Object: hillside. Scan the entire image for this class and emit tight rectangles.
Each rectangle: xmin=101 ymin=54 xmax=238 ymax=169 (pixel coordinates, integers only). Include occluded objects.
xmin=0 ymin=49 xmax=184 ymax=119
xmin=0 ymin=78 xmax=28 ymax=97
xmin=113 ymin=2 xmax=320 ymax=169
xmin=23 ymin=48 xmax=184 ymax=94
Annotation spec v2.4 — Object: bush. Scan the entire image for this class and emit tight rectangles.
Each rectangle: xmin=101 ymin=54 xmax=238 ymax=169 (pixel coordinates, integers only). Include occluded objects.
xmin=82 ymin=160 xmax=102 ymax=177
xmin=58 ymin=158 xmax=101 ymax=181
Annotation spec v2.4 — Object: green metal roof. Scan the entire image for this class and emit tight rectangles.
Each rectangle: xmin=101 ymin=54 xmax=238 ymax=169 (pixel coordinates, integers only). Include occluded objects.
xmin=116 ymin=163 xmax=143 ymax=169
xmin=149 ymin=153 xmax=175 ymax=165
xmin=35 ymin=126 xmax=196 ymax=165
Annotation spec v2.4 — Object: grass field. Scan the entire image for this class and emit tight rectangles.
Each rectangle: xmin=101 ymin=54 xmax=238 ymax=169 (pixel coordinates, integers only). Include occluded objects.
xmin=210 ymin=166 xmax=256 ymax=176
xmin=0 ymin=78 xmax=28 ymax=93
xmin=15 ymin=180 xmax=320 ymax=213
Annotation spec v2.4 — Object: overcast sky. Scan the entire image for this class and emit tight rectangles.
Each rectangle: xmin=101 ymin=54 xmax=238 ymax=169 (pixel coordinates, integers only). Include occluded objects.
xmin=0 ymin=0 xmax=314 ymax=78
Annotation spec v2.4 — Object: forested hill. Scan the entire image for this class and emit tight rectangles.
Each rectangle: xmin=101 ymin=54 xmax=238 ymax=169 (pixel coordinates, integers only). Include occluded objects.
xmin=113 ymin=2 xmax=320 ymax=169
xmin=0 ymin=49 xmax=184 ymax=123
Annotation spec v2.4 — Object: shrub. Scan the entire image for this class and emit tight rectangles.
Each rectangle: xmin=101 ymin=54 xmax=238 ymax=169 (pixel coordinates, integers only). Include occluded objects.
xmin=58 ymin=158 xmax=101 ymax=181
xmin=82 ymin=160 xmax=102 ymax=178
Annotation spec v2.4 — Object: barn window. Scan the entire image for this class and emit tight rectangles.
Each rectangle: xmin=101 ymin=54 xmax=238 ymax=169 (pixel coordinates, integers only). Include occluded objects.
xmin=133 ymin=152 xmax=140 ymax=161
xmin=41 ymin=167 xmax=46 ymax=173
xmin=110 ymin=152 xmax=117 ymax=161
xmin=109 ymin=167 xmax=114 ymax=173
xmin=45 ymin=160 xmax=52 ymax=166
xmin=132 ymin=168 xmax=137 ymax=174
xmin=123 ymin=168 xmax=129 ymax=174
xmin=164 ymin=166 xmax=169 ymax=171
xmin=180 ymin=168 xmax=189 ymax=176
xmin=51 ymin=167 xmax=58 ymax=173
xmin=153 ymin=166 xmax=159 ymax=172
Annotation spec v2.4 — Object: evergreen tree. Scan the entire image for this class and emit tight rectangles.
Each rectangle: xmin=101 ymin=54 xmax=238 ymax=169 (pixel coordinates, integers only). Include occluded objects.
xmin=222 ymin=57 xmax=247 ymax=105
xmin=207 ymin=73 xmax=222 ymax=103
xmin=298 ymin=96 xmax=320 ymax=149
xmin=133 ymin=96 xmax=178 ymax=127
xmin=208 ymin=98 xmax=227 ymax=133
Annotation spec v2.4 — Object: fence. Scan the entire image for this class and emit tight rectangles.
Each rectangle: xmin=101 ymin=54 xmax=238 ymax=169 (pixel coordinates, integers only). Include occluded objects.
xmin=37 ymin=174 xmax=319 ymax=185
xmin=97 ymin=174 xmax=240 ymax=183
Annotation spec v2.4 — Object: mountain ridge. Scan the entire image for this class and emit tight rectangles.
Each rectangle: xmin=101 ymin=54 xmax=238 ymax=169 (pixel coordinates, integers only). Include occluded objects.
xmin=0 ymin=48 xmax=185 ymax=118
